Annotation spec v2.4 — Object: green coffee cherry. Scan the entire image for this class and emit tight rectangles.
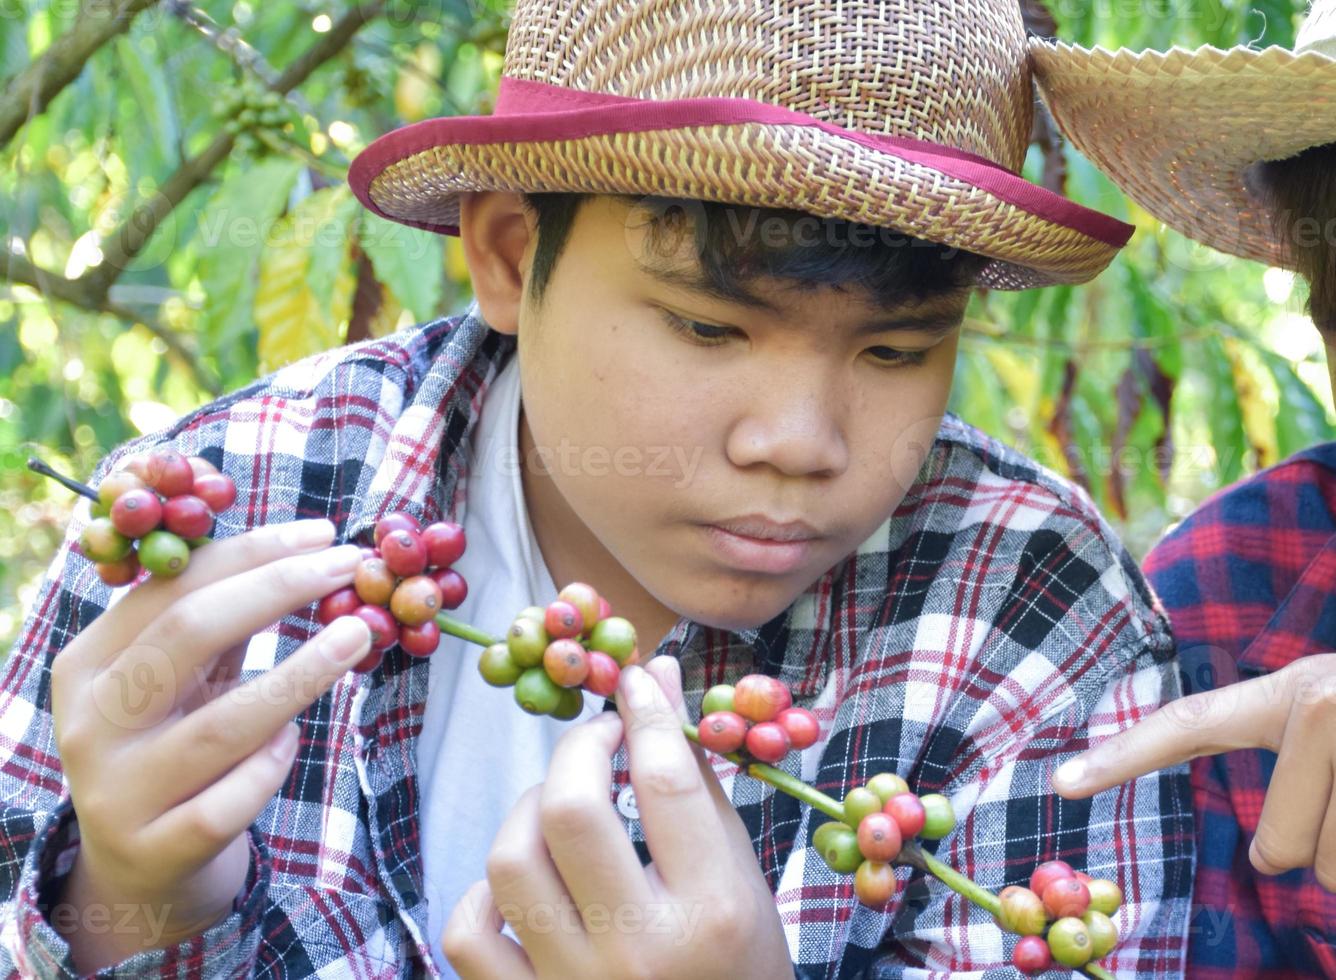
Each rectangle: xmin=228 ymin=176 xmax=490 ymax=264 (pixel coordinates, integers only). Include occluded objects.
xmin=1083 ymin=910 xmax=1118 ymax=959
xmin=866 ymin=772 xmax=911 ymax=804
xmin=138 ymin=530 xmax=189 ymax=577
xmin=841 ymin=787 xmax=882 ymax=829
xmin=479 ymin=642 xmax=523 ymax=687
xmin=813 ymin=821 xmax=862 ymax=873
xmin=514 ymin=667 xmax=563 ymax=715
xmin=701 ymin=684 xmax=735 ymax=715
xmin=550 ymin=687 xmax=584 ymax=721
xmin=80 ymin=518 xmax=133 ymax=563
xmin=1047 ymin=917 xmax=1093 ymax=968
xmin=507 ymin=618 xmax=549 ymax=668
xmin=918 ymin=794 xmax=956 ymax=839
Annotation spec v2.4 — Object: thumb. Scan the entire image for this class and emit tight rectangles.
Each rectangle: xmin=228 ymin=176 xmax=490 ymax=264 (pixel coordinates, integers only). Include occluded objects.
xmin=1051 ymin=676 xmax=1286 ymax=798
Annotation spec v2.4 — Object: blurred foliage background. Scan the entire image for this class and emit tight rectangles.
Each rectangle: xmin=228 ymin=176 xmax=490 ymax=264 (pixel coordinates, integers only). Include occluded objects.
xmin=0 ymin=0 xmax=1327 ymax=656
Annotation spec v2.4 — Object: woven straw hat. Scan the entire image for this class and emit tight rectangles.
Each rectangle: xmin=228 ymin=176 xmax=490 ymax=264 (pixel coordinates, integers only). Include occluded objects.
xmin=1031 ymin=0 xmax=1336 ymax=268
xmin=348 ymin=0 xmax=1135 ymax=289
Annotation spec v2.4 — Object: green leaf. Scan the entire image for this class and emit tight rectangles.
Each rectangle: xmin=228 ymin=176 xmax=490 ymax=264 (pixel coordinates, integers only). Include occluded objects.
xmin=1260 ymin=348 xmax=1334 ymax=458
xmin=1203 ymin=336 xmax=1247 ymax=485
xmin=115 ymin=34 xmax=180 ymax=177
xmin=358 ymin=212 xmax=445 ymax=323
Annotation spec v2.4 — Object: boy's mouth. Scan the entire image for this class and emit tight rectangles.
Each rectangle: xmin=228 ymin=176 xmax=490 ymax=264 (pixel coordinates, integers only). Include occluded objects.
xmin=711 ymin=515 xmax=821 ymax=542
xmin=701 ymin=516 xmax=821 ymax=575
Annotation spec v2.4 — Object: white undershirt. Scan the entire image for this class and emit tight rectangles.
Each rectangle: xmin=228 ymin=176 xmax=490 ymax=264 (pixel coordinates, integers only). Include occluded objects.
xmin=416 ymin=352 xmax=602 ymax=975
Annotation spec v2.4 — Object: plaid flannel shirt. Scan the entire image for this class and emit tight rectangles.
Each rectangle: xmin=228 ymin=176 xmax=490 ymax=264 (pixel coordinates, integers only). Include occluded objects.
xmin=1143 ymin=443 xmax=1336 ymax=979
xmin=0 ymin=311 xmax=1193 ymax=978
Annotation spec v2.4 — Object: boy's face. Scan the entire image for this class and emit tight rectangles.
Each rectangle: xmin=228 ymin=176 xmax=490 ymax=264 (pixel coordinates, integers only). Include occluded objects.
xmin=477 ymin=195 xmax=966 ymax=634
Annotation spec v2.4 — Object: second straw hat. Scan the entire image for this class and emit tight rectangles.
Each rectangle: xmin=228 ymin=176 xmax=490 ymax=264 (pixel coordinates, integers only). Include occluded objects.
xmin=349 ymin=0 xmax=1135 ymax=289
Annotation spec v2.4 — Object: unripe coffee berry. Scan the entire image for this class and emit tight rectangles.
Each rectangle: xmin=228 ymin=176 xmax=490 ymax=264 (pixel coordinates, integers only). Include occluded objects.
xmin=853 ymin=860 xmax=898 ymax=908
xmin=1047 ymin=917 xmax=1093 ymax=968
xmin=588 ymin=617 xmax=636 ymax=664
xmin=866 ymin=772 xmax=911 ymax=804
xmin=1029 ymin=860 xmax=1075 ymax=900
xmin=732 ymin=674 xmax=790 ymax=723
xmin=556 ymin=582 xmax=601 ymax=632
xmin=698 ymin=711 xmax=748 ymax=754
xmin=374 ymin=512 xmax=420 ymax=546
xmin=508 ymin=618 xmax=549 ymax=668
xmin=543 ymin=639 xmax=590 ymax=688
xmin=317 ymin=586 xmax=362 ymax=625
xmin=354 ymin=557 xmax=397 ymax=607
xmin=884 ymin=792 xmax=927 ymax=839
xmin=918 ymin=794 xmax=956 ymax=840
xmin=743 ymin=721 xmax=791 ymax=764
xmin=544 ymin=600 xmax=584 ymax=639
xmin=842 ymin=787 xmax=884 ymax=829
xmin=354 ymin=604 xmax=399 ymax=651
xmin=97 ymin=470 xmax=147 ymax=510
xmin=479 ymin=643 xmax=524 ymax=687
xmin=701 ymin=684 xmax=735 ymax=715
xmin=144 ymin=448 xmax=194 ymax=497
xmin=390 ymin=575 xmax=443 ymax=627
xmin=997 ymin=886 xmax=1048 ymax=936
xmin=430 ymin=568 xmax=468 ymax=610
xmin=96 ymin=552 xmax=141 ymax=587
xmin=1042 ymin=877 xmax=1090 ymax=920
xmin=1082 ymin=910 xmax=1118 ymax=959
xmin=813 ymin=822 xmax=862 ymax=873
xmin=1012 ymin=935 xmax=1053 ymax=975
xmin=1085 ymin=878 xmax=1123 ymax=916
xmin=81 ymin=518 xmax=133 ymax=563
xmin=856 ymin=812 xmax=902 ymax=863
xmin=162 ymin=494 xmax=213 ymax=539
xmin=551 ymin=687 xmax=585 ymax=721
xmin=583 ymin=650 xmax=621 ymax=698
xmin=110 ymin=488 xmax=163 ymax=538
xmin=138 ymin=530 xmax=189 ymax=577
xmin=516 ymin=605 xmax=546 ymax=624
xmin=399 ymin=620 xmax=441 ymax=657
xmin=515 ymin=667 xmax=563 ymax=715
xmin=191 ymin=472 xmax=237 ymax=513
xmin=776 ymin=707 xmax=819 ymax=750
xmin=381 ymin=529 xmax=428 ymax=577
xmin=421 ymin=520 xmax=466 ymax=567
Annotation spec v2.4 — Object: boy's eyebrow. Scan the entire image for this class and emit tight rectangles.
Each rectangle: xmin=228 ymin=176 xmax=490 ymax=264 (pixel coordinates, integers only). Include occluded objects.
xmin=644 ymin=265 xmax=968 ymax=337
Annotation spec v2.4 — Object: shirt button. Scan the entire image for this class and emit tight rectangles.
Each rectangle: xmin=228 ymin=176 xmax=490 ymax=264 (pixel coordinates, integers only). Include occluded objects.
xmin=615 ymin=785 xmax=639 ymax=820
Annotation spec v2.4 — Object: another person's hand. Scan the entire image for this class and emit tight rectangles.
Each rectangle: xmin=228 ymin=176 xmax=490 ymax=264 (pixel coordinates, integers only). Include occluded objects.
xmin=442 ymin=656 xmax=792 ymax=979
xmin=1051 ymin=653 xmax=1336 ymax=890
xmin=50 ymin=519 xmax=372 ymax=970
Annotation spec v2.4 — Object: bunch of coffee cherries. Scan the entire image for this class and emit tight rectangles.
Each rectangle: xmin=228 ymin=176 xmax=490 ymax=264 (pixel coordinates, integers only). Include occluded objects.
xmin=694 ymin=677 xmax=820 ymax=765
xmin=80 ymin=449 xmax=237 ymax=585
xmin=476 ymin=583 xmax=639 ymax=720
xmin=316 ymin=511 xmax=468 ymax=674
xmin=999 ymin=860 xmax=1124 ymax=974
xmin=810 ymin=772 xmax=957 ymax=908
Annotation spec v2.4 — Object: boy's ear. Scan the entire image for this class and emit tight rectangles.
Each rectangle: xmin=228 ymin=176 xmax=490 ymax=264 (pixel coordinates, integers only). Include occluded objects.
xmin=457 ymin=192 xmax=536 ymax=337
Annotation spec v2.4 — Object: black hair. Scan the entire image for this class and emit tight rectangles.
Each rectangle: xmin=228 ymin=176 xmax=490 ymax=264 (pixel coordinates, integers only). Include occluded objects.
xmin=520 ymin=192 xmax=989 ymax=310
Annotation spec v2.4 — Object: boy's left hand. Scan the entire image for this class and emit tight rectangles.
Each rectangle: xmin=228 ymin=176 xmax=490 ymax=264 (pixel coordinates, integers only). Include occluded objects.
xmin=441 ymin=658 xmax=793 ymax=980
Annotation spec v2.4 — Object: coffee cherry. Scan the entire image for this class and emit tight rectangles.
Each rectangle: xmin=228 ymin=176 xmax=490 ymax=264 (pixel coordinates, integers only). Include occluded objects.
xmin=1043 ymin=877 xmax=1090 ymax=920
xmin=583 ymin=651 xmax=621 ymax=698
xmin=81 ymin=518 xmax=133 ymax=563
xmin=515 ymin=667 xmax=563 ymax=715
xmin=557 ymin=582 xmax=602 ymax=632
xmin=918 ymin=794 xmax=956 ymax=840
xmin=544 ymin=600 xmax=584 ymax=640
xmin=732 ymin=674 xmax=791 ymax=723
xmin=1085 ymin=878 xmax=1123 ymax=917
xmin=354 ymin=557 xmax=397 ymax=607
xmin=317 ymin=586 xmax=362 ymax=625
xmin=96 ymin=552 xmax=141 ymax=587
xmin=866 ymin=772 xmax=911 ymax=804
xmin=1029 ymin=860 xmax=1075 ymax=900
xmin=374 ymin=512 xmax=420 ymax=546
xmin=813 ymin=821 xmax=863 ymax=873
xmin=421 ymin=520 xmax=466 ymax=567
xmin=551 ymin=687 xmax=585 ymax=721
xmin=743 ymin=721 xmax=790 ymax=764
xmin=354 ymin=604 xmax=399 ymax=651
xmin=381 ymin=529 xmax=428 ymax=577
xmin=110 ymin=488 xmax=163 ymax=538
xmin=1047 ymin=917 xmax=1092 ymax=968
xmin=597 ymin=596 xmax=612 ymax=621
xmin=123 ymin=454 xmax=153 ymax=483
xmin=587 ymin=616 xmax=637 ymax=664
xmin=516 ymin=605 xmax=546 ymax=624
xmin=507 ymin=617 xmax=549 ymax=668
xmin=191 ymin=472 xmax=237 ymax=513
xmin=141 ymin=449 xmax=194 ymax=497
xmin=186 ymin=455 xmax=219 ymax=478
xmin=1012 ymin=935 xmax=1053 ymax=975
xmin=399 ymin=620 xmax=441 ymax=657
xmin=162 ymin=494 xmax=214 ymax=540
xmin=543 ymin=639 xmax=590 ymax=688
xmin=138 ymin=530 xmax=189 ymax=576
xmin=97 ymin=469 xmax=147 ymax=511
xmin=390 ymin=575 xmax=443 ymax=626
xmin=884 ymin=792 xmax=926 ymax=838
xmin=186 ymin=536 xmax=212 ymax=549
xmin=352 ymin=647 xmax=384 ymax=675
xmin=1083 ymin=910 xmax=1118 ymax=959
xmin=479 ymin=642 xmax=524 ymax=687
xmin=842 ymin=787 xmax=884 ymax=829
xmin=698 ymin=710 xmax=748 ymax=754
xmin=701 ymin=684 xmax=735 ymax=715
xmin=856 ymin=812 xmax=902 ymax=863
xmin=853 ymin=860 xmax=898 ymax=908
xmin=776 ymin=707 xmax=819 ymax=750
xmin=997 ymin=886 xmax=1048 ymax=936
xmin=359 ymin=546 xmax=380 ymax=562
xmin=429 ymin=568 xmax=469 ymax=610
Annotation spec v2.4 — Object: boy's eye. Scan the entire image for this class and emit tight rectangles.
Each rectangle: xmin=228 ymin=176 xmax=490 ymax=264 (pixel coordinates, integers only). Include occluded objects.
xmin=661 ymin=311 xmax=735 ymax=345
xmin=866 ymin=346 xmax=930 ymax=368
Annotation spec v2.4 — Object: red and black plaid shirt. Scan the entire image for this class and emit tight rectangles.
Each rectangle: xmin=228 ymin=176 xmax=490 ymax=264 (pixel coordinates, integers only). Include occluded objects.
xmin=1 ymin=313 xmax=1193 ymax=978
xmin=1144 ymin=444 xmax=1336 ymax=978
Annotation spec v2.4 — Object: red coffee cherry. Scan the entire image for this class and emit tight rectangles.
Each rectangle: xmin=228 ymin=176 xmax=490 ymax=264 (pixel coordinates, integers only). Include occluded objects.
xmin=698 ymin=710 xmax=749 ymax=754
xmin=162 ymin=494 xmax=214 ymax=540
xmin=421 ymin=520 xmax=466 ymax=567
xmin=1029 ymin=860 xmax=1075 ymax=901
xmin=110 ymin=488 xmax=163 ymax=539
xmin=743 ymin=720 xmax=791 ymax=763
xmin=144 ymin=448 xmax=195 ymax=497
xmin=351 ymin=647 xmax=384 ymax=675
xmin=354 ymin=604 xmax=400 ymax=651
xmin=399 ymin=620 xmax=441 ymax=657
xmin=856 ymin=812 xmax=903 ymax=863
xmin=96 ymin=552 xmax=141 ymax=587
xmin=381 ymin=529 xmax=428 ymax=577
xmin=733 ymin=674 xmax=792 ymax=723
xmin=186 ymin=455 xmax=219 ymax=478
xmin=853 ymin=860 xmax=898 ymax=908
xmin=544 ymin=600 xmax=584 ymax=640
xmin=776 ymin=707 xmax=819 ymax=750
xmin=389 ymin=575 xmax=443 ymax=627
xmin=191 ymin=472 xmax=236 ymax=513
xmin=1043 ymin=877 xmax=1091 ymax=920
xmin=374 ymin=512 xmax=420 ymax=547
xmin=1012 ymin=935 xmax=1053 ymax=975
xmin=582 ymin=650 xmax=622 ymax=698
xmin=317 ymin=586 xmax=362 ymax=625
xmin=354 ymin=557 xmax=397 ymax=607
xmin=430 ymin=568 xmax=469 ymax=610
xmin=884 ymin=792 xmax=927 ymax=839
xmin=557 ymin=582 xmax=601 ymax=632
xmin=543 ymin=639 xmax=590 ymax=688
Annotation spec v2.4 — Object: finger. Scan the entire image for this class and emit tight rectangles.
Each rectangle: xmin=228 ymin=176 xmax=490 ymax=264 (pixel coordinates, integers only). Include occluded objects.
xmin=175 ymin=637 xmax=248 ymax=717
xmin=92 ymin=542 xmax=363 ymax=727
xmin=616 ymin=665 xmax=731 ymax=895
xmin=60 ymin=518 xmax=340 ymax=677
xmin=486 ymin=784 xmax=590 ymax=965
xmin=1315 ymin=771 xmax=1336 ymax=893
xmin=1051 ymin=677 xmax=1289 ymax=798
xmin=136 ymin=616 xmax=371 ymax=812
xmin=138 ymin=717 xmax=303 ymax=870
xmin=442 ymin=880 xmax=535 ymax=980
xmin=540 ymin=712 xmax=651 ymax=918
xmin=1250 ymin=710 xmax=1334 ymax=875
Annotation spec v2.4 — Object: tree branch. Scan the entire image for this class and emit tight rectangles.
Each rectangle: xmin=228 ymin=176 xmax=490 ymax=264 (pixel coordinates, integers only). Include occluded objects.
xmin=0 ymin=0 xmax=161 ymax=149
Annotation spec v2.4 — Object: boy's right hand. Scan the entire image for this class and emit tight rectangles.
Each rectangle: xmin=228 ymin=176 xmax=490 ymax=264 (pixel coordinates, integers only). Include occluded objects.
xmin=48 ymin=518 xmax=371 ymax=969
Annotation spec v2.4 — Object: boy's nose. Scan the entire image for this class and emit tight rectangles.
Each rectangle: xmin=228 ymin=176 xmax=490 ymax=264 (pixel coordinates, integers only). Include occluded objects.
xmin=725 ymin=387 xmax=849 ymax=479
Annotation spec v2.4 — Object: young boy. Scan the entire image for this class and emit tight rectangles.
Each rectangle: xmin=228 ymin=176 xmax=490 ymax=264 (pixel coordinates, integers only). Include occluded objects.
xmin=1 ymin=1 xmax=1193 ymax=977
xmin=1033 ymin=5 xmax=1336 ymax=975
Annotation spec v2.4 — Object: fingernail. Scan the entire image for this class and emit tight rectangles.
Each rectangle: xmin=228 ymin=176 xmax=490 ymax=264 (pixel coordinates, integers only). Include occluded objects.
xmin=313 ymin=544 xmax=363 ymax=577
xmin=1053 ymin=759 xmax=1086 ymax=792
xmin=281 ymin=519 xmax=336 ymax=550
xmin=319 ymin=615 xmax=371 ymax=665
